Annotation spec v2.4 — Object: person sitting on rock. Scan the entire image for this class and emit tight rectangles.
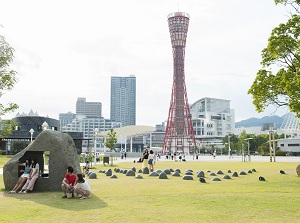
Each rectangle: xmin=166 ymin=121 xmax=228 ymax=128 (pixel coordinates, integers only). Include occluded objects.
xmin=19 ymin=158 xmax=39 ymax=193
xmin=61 ymin=166 xmax=78 ymax=198
xmin=9 ymin=159 xmax=31 ymax=193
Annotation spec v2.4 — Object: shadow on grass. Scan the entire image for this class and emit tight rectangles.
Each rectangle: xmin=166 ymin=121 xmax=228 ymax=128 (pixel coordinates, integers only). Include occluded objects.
xmin=1 ymin=190 xmax=108 ymax=210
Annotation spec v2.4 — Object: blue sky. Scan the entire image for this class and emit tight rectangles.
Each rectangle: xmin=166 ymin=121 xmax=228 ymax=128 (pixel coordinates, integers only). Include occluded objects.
xmin=0 ymin=0 xmax=289 ymax=126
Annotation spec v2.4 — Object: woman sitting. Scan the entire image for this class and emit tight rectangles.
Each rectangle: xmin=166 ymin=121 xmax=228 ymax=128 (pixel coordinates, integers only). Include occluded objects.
xmin=9 ymin=159 xmax=31 ymax=193
xmin=19 ymin=158 xmax=39 ymax=193
xmin=74 ymin=173 xmax=91 ymax=199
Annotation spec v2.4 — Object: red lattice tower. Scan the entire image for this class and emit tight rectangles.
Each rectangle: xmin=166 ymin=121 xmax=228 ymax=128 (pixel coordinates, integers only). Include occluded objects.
xmin=163 ymin=12 xmax=196 ymax=155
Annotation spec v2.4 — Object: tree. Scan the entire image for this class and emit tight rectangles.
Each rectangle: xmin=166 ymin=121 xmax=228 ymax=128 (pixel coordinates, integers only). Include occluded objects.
xmin=104 ymin=129 xmax=117 ymax=166
xmin=248 ymin=1 xmax=300 ymax=117
xmin=222 ymin=134 xmax=239 ymax=154
xmin=0 ymin=34 xmax=19 ymax=137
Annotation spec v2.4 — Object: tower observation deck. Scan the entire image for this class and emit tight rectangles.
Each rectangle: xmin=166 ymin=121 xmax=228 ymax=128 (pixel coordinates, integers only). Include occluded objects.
xmin=163 ymin=12 xmax=196 ymax=154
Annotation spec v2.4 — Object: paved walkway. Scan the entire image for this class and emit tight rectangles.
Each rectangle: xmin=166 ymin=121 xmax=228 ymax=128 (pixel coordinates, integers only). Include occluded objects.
xmin=1 ymin=155 xmax=299 ymax=175
xmin=115 ymin=155 xmax=300 ymax=163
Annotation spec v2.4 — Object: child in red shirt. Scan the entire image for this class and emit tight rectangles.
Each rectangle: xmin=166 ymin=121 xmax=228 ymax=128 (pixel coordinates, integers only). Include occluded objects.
xmin=61 ymin=166 xmax=78 ymax=198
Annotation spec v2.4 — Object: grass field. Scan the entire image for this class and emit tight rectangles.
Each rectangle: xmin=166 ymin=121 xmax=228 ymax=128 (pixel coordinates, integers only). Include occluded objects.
xmin=1 ymin=156 xmax=300 ymax=223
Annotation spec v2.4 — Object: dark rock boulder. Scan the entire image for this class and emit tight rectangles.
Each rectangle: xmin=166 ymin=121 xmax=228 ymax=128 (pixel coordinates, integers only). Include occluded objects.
xmin=106 ymin=169 xmax=112 ymax=176
xmin=143 ymin=167 xmax=149 ymax=174
xmin=216 ymin=170 xmax=224 ymax=174
xmin=126 ymin=170 xmax=135 ymax=176
xmin=197 ymin=171 xmax=205 ymax=178
xmin=199 ymin=177 xmax=206 ymax=183
xmin=159 ymin=172 xmax=168 ymax=179
xmin=149 ymin=172 xmax=159 ymax=177
xmin=259 ymin=176 xmax=266 ymax=181
xmin=136 ymin=174 xmax=143 ymax=179
xmin=232 ymin=172 xmax=238 ymax=177
xmin=175 ymin=169 xmax=181 ymax=173
xmin=164 ymin=169 xmax=171 ymax=174
xmin=88 ymin=172 xmax=97 ymax=179
xmin=172 ymin=171 xmax=180 ymax=177
xmin=222 ymin=175 xmax=231 ymax=179
xmin=183 ymin=175 xmax=193 ymax=180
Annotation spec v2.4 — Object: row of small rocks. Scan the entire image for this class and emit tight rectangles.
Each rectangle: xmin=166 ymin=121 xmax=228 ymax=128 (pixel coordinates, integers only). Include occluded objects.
xmin=88 ymin=167 xmax=289 ymax=181
xmin=95 ymin=167 xmax=261 ymax=182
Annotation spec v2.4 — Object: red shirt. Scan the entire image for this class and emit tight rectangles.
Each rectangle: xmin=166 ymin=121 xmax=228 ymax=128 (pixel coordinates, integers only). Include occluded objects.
xmin=64 ymin=173 xmax=77 ymax=186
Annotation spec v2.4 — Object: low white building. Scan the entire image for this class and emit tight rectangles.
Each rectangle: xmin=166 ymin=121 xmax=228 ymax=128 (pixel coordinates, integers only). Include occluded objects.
xmin=277 ymin=137 xmax=300 ymax=153
xmin=190 ymin=97 xmax=235 ymax=148
xmin=62 ymin=115 xmax=122 ymax=148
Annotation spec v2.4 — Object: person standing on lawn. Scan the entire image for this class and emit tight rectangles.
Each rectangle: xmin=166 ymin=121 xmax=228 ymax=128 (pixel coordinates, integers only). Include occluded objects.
xmin=142 ymin=149 xmax=149 ymax=169
xmin=148 ymin=149 xmax=155 ymax=172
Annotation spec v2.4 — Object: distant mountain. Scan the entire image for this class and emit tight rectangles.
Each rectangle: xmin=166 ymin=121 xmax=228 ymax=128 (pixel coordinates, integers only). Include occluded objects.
xmin=235 ymin=115 xmax=285 ymax=128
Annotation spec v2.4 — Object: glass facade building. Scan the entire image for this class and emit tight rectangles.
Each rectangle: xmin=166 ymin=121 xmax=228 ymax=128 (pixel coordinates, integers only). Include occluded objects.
xmin=110 ymin=75 xmax=136 ymax=126
xmin=76 ymin=97 xmax=102 ymax=118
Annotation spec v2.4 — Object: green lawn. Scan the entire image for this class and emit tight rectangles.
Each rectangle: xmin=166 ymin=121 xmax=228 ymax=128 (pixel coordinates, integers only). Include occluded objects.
xmin=1 ymin=157 xmax=300 ymax=223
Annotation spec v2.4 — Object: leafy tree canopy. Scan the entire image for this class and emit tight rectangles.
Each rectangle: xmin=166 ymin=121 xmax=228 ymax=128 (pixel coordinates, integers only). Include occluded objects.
xmin=248 ymin=1 xmax=300 ymax=117
xmin=0 ymin=34 xmax=19 ymax=137
xmin=104 ymin=129 xmax=117 ymax=152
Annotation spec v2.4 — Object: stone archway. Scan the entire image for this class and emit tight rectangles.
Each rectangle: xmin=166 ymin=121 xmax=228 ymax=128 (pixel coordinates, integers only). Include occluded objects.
xmin=3 ymin=130 xmax=81 ymax=191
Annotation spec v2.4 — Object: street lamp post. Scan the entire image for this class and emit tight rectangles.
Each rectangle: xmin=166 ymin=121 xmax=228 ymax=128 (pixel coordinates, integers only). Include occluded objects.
xmin=120 ymin=135 xmax=123 ymax=152
xmin=269 ymin=127 xmax=276 ymax=162
xmin=245 ymin=138 xmax=253 ymax=162
xmin=94 ymin=128 xmax=98 ymax=166
xmin=228 ymin=136 xmax=231 ymax=159
xmin=29 ymin=128 xmax=34 ymax=142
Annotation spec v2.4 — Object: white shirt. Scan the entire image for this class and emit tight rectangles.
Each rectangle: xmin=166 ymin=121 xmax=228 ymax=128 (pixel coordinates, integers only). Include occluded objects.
xmin=74 ymin=180 xmax=91 ymax=191
xmin=148 ymin=154 xmax=155 ymax=160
